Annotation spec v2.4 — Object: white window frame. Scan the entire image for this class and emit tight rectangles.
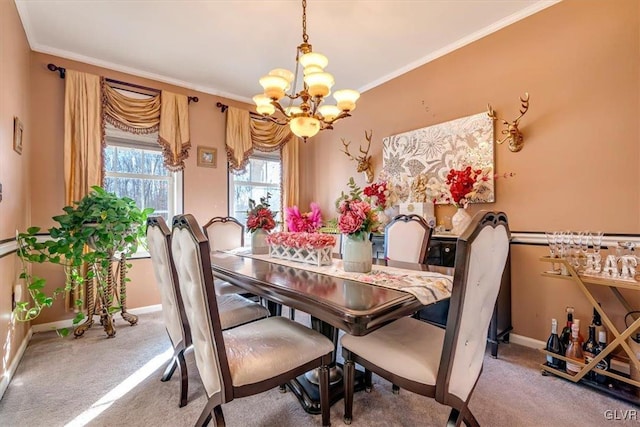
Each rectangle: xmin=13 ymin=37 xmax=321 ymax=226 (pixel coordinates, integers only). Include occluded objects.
xmin=104 ymin=126 xmax=183 ymax=258
xmin=228 ymin=151 xmax=282 ymax=232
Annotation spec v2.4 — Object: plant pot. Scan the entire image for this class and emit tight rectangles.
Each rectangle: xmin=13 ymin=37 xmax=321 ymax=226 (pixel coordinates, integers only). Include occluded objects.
xmin=342 ymin=234 xmax=372 ymax=273
xmin=451 ymin=207 xmax=472 ymax=235
xmin=251 ymin=229 xmax=269 ymax=254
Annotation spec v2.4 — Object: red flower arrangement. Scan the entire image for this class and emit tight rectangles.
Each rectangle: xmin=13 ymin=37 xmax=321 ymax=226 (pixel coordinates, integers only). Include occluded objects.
xmin=363 ymin=181 xmax=393 ymax=210
xmin=285 ymin=203 xmax=323 ymax=233
xmin=335 ymin=178 xmax=381 ymax=238
xmin=246 ymin=194 xmax=276 ymax=232
xmin=445 ymin=166 xmax=489 ymax=208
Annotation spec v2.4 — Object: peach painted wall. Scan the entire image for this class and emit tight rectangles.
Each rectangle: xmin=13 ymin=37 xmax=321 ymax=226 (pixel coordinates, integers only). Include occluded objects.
xmin=300 ymin=0 xmax=640 ymax=341
xmin=0 ymin=0 xmax=32 ymax=389
xmin=27 ymin=53 xmax=251 ymax=325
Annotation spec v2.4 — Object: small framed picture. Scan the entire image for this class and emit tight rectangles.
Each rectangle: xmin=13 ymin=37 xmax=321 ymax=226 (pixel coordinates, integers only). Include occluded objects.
xmin=197 ymin=146 xmax=217 ymax=168
xmin=13 ymin=116 xmax=23 ymax=155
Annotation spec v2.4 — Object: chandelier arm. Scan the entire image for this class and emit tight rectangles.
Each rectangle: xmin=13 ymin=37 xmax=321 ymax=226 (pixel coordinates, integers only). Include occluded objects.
xmin=263 ymin=115 xmax=289 ymax=126
xmin=271 ymin=101 xmax=292 ymax=118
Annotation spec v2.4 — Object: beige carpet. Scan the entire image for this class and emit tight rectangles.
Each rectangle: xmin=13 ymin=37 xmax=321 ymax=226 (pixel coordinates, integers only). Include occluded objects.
xmin=0 ymin=310 xmax=637 ymax=427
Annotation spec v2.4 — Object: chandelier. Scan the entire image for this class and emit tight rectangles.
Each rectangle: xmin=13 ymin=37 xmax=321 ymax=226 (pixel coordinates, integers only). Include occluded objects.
xmin=253 ymin=0 xmax=360 ymax=141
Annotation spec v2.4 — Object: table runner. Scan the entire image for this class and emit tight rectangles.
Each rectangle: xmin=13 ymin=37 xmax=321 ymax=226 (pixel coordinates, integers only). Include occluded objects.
xmin=219 ymin=249 xmax=452 ymax=306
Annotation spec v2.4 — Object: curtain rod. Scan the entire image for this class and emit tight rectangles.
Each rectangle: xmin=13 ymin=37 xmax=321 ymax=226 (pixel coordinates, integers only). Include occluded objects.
xmin=216 ymin=102 xmax=272 ymax=122
xmin=47 ymin=63 xmax=199 ymax=103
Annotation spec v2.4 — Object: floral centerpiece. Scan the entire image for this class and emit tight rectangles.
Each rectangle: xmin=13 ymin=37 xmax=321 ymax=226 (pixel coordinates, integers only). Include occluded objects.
xmin=247 ymin=193 xmax=276 ymax=232
xmin=336 ymin=178 xmax=381 ymax=240
xmin=247 ymin=193 xmax=276 ymax=254
xmin=336 ymin=177 xmax=381 ymax=273
xmin=285 ymin=203 xmax=322 ymax=233
xmin=266 ymin=232 xmax=336 ymax=266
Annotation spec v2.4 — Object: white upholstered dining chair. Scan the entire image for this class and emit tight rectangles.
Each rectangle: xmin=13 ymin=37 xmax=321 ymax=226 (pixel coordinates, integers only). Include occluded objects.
xmin=203 ymin=216 xmax=248 ymax=296
xmin=171 ymin=214 xmax=334 ymax=426
xmin=341 ymin=211 xmax=510 ymax=426
xmin=384 ymin=214 xmax=433 ymax=264
xmin=146 ymin=216 xmax=269 ymax=408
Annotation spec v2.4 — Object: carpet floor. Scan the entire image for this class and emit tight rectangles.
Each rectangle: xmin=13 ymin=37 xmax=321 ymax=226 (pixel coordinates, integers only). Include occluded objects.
xmin=1 ymin=310 xmax=638 ymax=426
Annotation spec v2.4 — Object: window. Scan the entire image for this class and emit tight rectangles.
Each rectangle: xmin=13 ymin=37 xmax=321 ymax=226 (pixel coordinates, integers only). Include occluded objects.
xmin=229 ymin=153 xmax=282 ymax=230
xmin=103 ymin=126 xmax=183 ymax=226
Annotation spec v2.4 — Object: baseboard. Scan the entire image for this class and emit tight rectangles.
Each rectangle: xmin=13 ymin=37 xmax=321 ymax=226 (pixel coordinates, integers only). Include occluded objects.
xmin=0 ymin=327 xmax=33 ymax=400
xmin=509 ymin=333 xmax=545 ymax=349
xmin=31 ymin=304 xmax=162 ymax=333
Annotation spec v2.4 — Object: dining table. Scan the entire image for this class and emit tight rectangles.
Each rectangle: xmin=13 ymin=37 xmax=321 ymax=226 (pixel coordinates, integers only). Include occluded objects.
xmin=210 ymin=249 xmax=454 ymax=414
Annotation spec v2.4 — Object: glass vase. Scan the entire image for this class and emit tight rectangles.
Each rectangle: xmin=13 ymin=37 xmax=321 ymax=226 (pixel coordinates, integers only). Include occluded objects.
xmin=251 ymin=228 xmax=269 ymax=254
xmin=342 ymin=234 xmax=372 ymax=273
xmin=451 ymin=207 xmax=472 ymax=235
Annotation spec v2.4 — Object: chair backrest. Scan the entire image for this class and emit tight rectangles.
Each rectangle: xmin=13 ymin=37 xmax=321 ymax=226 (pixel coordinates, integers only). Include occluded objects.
xmin=146 ymin=216 xmax=191 ymax=350
xmin=384 ymin=214 xmax=433 ymax=263
xmin=171 ymin=214 xmax=232 ymax=402
xmin=436 ymin=211 xmax=510 ymax=406
xmin=203 ymin=216 xmax=245 ymax=252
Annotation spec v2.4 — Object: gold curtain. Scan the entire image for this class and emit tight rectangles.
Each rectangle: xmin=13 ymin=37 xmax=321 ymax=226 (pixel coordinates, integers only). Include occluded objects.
xmin=63 ymin=69 xmax=102 ymax=311
xmin=64 ymin=70 xmax=102 ymax=206
xmin=224 ymin=106 xmax=299 ymax=213
xmin=159 ymin=91 xmax=191 ymax=172
xmin=102 ymin=83 xmax=160 ymax=134
xmin=225 ymin=107 xmax=252 ymax=170
xmin=102 ymin=83 xmax=191 ymax=171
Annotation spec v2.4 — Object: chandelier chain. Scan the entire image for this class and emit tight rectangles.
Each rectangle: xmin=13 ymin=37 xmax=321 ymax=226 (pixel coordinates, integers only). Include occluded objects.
xmin=302 ymin=0 xmax=308 ymax=43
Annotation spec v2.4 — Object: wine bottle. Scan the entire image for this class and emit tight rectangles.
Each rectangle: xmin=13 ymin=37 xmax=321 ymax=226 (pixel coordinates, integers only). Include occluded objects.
xmin=582 ymin=325 xmax=598 ymax=380
xmin=593 ymin=304 xmax=607 ymax=345
xmin=565 ymin=324 xmax=584 ymax=376
xmin=560 ymin=307 xmax=574 ymax=348
xmin=594 ymin=330 xmax=610 ymax=384
xmin=573 ymin=318 xmax=585 ymax=345
xmin=545 ymin=318 xmax=565 ymax=370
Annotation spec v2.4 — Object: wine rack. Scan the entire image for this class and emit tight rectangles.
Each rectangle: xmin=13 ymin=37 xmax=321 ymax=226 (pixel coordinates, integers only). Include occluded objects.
xmin=539 ymin=257 xmax=640 ymax=405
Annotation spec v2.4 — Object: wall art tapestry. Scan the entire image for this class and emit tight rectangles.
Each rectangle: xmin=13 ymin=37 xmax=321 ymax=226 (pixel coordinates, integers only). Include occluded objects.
xmin=381 ymin=112 xmax=495 ymax=204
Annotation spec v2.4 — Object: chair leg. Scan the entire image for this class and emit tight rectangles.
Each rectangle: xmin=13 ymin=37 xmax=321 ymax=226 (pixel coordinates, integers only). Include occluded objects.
xmin=319 ymin=364 xmax=330 ymax=427
xmin=446 ymin=408 xmax=462 ymax=427
xmin=461 ymin=406 xmax=480 ymax=427
xmin=343 ymin=358 xmax=355 ymax=425
xmin=177 ymin=349 xmax=188 ymax=408
xmin=392 ymin=384 xmax=400 ymax=394
xmin=213 ymin=405 xmax=226 ymax=427
xmin=364 ymin=369 xmax=373 ymax=392
xmin=195 ymin=398 xmax=218 ymax=427
xmin=161 ymin=356 xmax=178 ymax=382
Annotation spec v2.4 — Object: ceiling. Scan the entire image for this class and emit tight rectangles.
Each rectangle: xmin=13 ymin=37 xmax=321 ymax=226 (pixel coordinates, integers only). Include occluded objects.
xmin=15 ymin=0 xmax=558 ymax=103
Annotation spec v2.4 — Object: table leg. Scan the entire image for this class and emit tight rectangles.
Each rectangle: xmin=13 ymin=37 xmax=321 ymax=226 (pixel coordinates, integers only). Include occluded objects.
xmin=286 ymin=316 xmax=366 ymax=414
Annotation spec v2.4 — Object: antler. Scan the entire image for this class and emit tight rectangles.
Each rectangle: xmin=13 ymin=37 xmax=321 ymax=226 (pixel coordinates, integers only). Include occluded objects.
xmin=361 ymin=130 xmax=372 ymax=158
xmin=340 ymin=138 xmax=356 ymax=160
xmin=514 ymin=92 xmax=530 ymax=124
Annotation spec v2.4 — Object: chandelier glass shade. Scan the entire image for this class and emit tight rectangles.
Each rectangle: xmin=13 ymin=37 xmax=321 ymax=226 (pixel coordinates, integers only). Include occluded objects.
xmin=254 ymin=0 xmax=360 ymax=140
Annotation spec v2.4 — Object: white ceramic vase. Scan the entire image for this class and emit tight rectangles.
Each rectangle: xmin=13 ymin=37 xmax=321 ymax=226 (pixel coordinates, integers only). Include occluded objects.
xmin=342 ymin=234 xmax=372 ymax=273
xmin=251 ymin=228 xmax=269 ymax=254
xmin=451 ymin=207 xmax=472 ymax=235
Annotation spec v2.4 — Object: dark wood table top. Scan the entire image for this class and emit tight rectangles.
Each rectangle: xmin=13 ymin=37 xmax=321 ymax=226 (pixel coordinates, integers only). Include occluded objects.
xmin=210 ymin=252 xmax=452 ymax=336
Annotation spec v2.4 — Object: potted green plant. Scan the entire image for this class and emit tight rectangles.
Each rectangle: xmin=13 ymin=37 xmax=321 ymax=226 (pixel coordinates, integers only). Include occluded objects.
xmin=16 ymin=186 xmax=153 ymax=337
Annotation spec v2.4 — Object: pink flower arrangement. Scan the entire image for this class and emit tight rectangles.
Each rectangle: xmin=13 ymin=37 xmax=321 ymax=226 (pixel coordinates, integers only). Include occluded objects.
xmin=335 ymin=178 xmax=381 ymax=238
xmin=285 ymin=203 xmax=322 ymax=233
xmin=246 ymin=194 xmax=276 ymax=232
xmin=266 ymin=232 xmax=336 ymax=249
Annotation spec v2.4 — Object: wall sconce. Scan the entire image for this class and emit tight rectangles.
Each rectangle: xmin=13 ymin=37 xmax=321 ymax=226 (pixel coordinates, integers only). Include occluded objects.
xmin=487 ymin=93 xmax=530 ymax=152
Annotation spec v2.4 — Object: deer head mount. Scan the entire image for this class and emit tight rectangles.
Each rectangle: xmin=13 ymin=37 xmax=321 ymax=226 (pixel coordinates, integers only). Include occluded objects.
xmin=340 ymin=130 xmax=374 ymax=183
xmin=487 ymin=93 xmax=530 ymax=152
